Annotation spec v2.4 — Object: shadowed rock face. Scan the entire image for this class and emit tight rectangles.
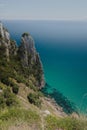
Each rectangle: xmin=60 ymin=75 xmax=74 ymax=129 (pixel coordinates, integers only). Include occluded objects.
xmin=0 ymin=23 xmax=45 ymax=88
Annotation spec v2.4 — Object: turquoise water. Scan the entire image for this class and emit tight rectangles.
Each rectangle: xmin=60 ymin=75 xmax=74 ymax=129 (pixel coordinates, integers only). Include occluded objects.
xmin=3 ymin=20 xmax=87 ymax=113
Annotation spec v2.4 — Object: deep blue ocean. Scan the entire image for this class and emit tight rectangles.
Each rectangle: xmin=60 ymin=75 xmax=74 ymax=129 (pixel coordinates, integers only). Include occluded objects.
xmin=3 ymin=20 xmax=87 ymax=114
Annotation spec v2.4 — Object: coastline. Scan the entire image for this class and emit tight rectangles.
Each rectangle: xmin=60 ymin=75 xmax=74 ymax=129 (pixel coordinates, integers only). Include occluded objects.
xmin=41 ymin=83 xmax=78 ymax=115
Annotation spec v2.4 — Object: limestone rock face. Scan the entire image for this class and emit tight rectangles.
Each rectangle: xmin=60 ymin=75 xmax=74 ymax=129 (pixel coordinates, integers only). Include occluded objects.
xmin=0 ymin=22 xmax=17 ymax=60
xmin=19 ymin=33 xmax=45 ymax=88
xmin=19 ymin=33 xmax=37 ymax=66
xmin=0 ymin=22 xmax=5 ymax=38
xmin=0 ymin=22 xmax=10 ymax=60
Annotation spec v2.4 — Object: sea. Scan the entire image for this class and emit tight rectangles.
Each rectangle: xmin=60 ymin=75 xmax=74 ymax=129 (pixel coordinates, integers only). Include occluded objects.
xmin=3 ymin=20 xmax=87 ymax=114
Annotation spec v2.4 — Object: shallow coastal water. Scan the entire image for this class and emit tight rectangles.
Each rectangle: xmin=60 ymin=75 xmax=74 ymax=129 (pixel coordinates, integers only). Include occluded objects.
xmin=3 ymin=20 xmax=87 ymax=113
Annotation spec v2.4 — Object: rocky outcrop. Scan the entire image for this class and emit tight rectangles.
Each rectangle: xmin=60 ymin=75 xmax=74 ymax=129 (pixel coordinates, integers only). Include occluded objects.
xmin=0 ymin=22 xmax=45 ymax=88
xmin=9 ymin=40 xmax=17 ymax=56
xmin=0 ymin=22 xmax=17 ymax=60
xmin=19 ymin=33 xmax=37 ymax=66
xmin=0 ymin=22 xmax=10 ymax=60
xmin=19 ymin=33 xmax=45 ymax=88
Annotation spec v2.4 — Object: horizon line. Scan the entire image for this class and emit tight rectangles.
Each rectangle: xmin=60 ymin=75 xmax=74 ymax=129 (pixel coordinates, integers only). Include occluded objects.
xmin=1 ymin=19 xmax=87 ymax=22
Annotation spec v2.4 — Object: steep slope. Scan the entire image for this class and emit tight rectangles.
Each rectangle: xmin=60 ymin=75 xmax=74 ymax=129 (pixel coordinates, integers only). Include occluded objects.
xmin=0 ymin=22 xmax=87 ymax=130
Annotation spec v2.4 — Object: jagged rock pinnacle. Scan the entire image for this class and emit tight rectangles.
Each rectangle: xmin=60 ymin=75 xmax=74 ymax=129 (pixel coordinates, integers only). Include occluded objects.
xmin=19 ymin=33 xmax=45 ymax=88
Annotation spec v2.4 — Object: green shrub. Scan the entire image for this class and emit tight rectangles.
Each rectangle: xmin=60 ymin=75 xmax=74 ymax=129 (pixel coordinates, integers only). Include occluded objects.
xmin=14 ymin=74 xmax=26 ymax=84
xmin=27 ymin=93 xmax=41 ymax=107
xmin=0 ymin=82 xmax=6 ymax=90
xmin=3 ymin=87 xmax=11 ymax=98
xmin=1 ymin=77 xmax=10 ymax=86
xmin=3 ymin=87 xmax=18 ymax=107
xmin=29 ymin=84 xmax=38 ymax=91
xmin=12 ymin=84 xmax=19 ymax=94
xmin=22 ymin=33 xmax=29 ymax=37
xmin=0 ymin=87 xmax=17 ymax=108
xmin=0 ymin=95 xmax=5 ymax=108
xmin=38 ymin=91 xmax=44 ymax=97
xmin=6 ymin=94 xmax=16 ymax=106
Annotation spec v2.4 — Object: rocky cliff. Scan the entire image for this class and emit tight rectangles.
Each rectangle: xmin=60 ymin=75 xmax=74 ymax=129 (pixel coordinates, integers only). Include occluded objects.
xmin=19 ymin=33 xmax=37 ymax=66
xmin=18 ymin=33 xmax=45 ymax=88
xmin=0 ymin=22 xmax=45 ymax=88
xmin=0 ymin=21 xmax=10 ymax=60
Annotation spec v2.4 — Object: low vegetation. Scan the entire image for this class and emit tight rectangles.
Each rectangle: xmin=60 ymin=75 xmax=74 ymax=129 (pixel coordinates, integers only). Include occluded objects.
xmin=27 ymin=92 xmax=41 ymax=107
xmin=0 ymin=107 xmax=41 ymax=130
xmin=12 ymin=84 xmax=19 ymax=94
xmin=0 ymin=87 xmax=18 ymax=108
xmin=45 ymin=115 xmax=87 ymax=130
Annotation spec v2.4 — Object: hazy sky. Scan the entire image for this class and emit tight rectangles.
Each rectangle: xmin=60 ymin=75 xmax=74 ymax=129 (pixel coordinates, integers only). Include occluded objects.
xmin=0 ymin=0 xmax=87 ymax=20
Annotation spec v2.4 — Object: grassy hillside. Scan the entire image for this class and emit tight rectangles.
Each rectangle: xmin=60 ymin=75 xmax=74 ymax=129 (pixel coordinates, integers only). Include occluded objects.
xmin=0 ymin=79 xmax=87 ymax=130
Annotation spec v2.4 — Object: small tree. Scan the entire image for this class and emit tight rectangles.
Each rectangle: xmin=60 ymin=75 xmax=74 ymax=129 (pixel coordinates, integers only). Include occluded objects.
xmin=12 ymin=84 xmax=19 ymax=94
